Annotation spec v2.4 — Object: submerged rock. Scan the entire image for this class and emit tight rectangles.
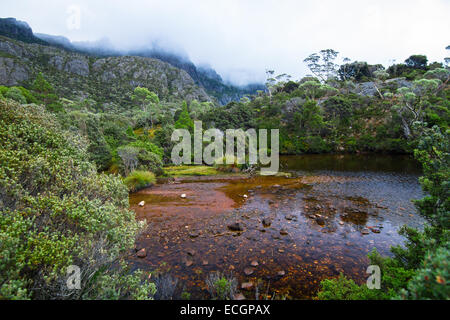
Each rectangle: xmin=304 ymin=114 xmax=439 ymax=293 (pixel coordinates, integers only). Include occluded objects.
xmin=315 ymin=216 xmax=326 ymax=226
xmin=285 ymin=214 xmax=297 ymax=221
xmin=188 ymin=231 xmax=199 ymax=238
xmin=262 ymin=218 xmax=272 ymax=227
xmin=228 ymin=222 xmax=244 ymax=232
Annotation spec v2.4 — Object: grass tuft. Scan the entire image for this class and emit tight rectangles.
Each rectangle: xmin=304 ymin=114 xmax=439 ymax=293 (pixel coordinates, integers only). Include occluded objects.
xmin=123 ymin=170 xmax=156 ymax=192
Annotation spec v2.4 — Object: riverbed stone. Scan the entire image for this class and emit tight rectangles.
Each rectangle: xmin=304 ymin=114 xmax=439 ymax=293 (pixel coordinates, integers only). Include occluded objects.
xmin=262 ymin=218 xmax=272 ymax=227
xmin=315 ymin=216 xmax=326 ymax=225
xmin=244 ymin=267 xmax=254 ymax=276
xmin=241 ymin=282 xmax=254 ymax=290
xmin=285 ymin=214 xmax=297 ymax=221
xmin=136 ymin=248 xmax=147 ymax=258
xmin=189 ymin=231 xmax=199 ymax=238
xmin=228 ymin=222 xmax=244 ymax=232
xmin=233 ymin=293 xmax=246 ymax=300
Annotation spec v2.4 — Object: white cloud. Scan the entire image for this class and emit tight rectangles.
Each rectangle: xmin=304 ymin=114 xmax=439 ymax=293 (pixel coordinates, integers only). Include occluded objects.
xmin=3 ymin=0 xmax=449 ymax=85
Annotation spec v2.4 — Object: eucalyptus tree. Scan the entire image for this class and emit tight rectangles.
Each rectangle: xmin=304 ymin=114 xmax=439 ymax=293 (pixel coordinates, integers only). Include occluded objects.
xmin=392 ymin=79 xmax=441 ymax=138
xmin=445 ymin=45 xmax=450 ymax=67
xmin=131 ymin=86 xmax=160 ymax=129
xmin=303 ymin=49 xmax=339 ymax=82
xmin=373 ymin=69 xmax=390 ymax=99
xmin=265 ymin=69 xmax=291 ymax=102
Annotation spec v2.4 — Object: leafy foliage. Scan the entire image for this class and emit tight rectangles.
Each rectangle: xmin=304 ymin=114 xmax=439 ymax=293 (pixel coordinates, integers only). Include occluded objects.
xmin=123 ymin=170 xmax=156 ymax=192
xmin=0 ymin=98 xmax=155 ymax=299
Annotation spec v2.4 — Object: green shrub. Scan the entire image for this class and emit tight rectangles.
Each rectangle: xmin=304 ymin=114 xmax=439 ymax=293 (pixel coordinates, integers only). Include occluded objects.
xmin=17 ymin=86 xmax=38 ymax=104
xmin=123 ymin=170 xmax=156 ymax=192
xmin=137 ymin=150 xmax=164 ymax=176
xmin=317 ymin=274 xmax=388 ymax=300
xmin=5 ymin=87 xmax=27 ymax=104
xmin=129 ymin=140 xmax=164 ymax=159
xmin=398 ymin=246 xmax=449 ymax=299
xmin=0 ymin=99 xmax=155 ymax=299
xmin=205 ymin=272 xmax=237 ymax=300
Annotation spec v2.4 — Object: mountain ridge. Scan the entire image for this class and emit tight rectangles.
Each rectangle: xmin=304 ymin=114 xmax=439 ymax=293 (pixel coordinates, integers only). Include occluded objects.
xmin=0 ymin=17 xmax=264 ymax=104
xmin=0 ymin=34 xmax=211 ymax=108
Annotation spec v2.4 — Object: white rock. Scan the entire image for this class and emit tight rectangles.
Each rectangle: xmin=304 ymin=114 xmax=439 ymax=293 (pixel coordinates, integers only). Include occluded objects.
xmin=243 ymin=194 xmax=248 ymax=198
xmin=181 ymin=194 xmax=187 ymax=198
xmin=138 ymin=201 xmax=145 ymax=207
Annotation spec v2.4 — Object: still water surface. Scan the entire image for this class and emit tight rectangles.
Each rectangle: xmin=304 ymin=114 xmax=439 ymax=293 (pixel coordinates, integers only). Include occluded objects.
xmin=129 ymin=154 xmax=424 ymax=299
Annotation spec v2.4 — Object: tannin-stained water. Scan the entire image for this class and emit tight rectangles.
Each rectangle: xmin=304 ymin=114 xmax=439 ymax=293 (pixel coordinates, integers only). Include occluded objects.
xmin=128 ymin=154 xmax=424 ymax=299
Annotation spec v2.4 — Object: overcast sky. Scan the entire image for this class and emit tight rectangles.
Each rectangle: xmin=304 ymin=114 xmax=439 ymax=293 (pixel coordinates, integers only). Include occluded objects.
xmin=3 ymin=0 xmax=449 ymax=85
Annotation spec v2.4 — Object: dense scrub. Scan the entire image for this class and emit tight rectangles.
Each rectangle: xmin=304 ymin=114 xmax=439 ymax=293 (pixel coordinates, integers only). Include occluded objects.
xmin=0 ymin=98 xmax=155 ymax=299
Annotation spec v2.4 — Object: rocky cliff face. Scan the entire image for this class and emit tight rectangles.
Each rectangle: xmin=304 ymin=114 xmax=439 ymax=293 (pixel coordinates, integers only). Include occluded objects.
xmin=0 ymin=35 xmax=211 ymax=106
xmin=0 ymin=18 xmax=47 ymax=45
xmin=0 ymin=17 xmax=264 ymax=105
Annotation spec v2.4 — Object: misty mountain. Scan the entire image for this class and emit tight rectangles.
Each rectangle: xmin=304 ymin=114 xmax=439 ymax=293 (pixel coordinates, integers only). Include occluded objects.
xmin=0 ymin=34 xmax=210 ymax=107
xmin=0 ymin=17 xmax=264 ymax=104
xmin=0 ymin=17 xmax=47 ymax=45
xmin=38 ymin=33 xmax=265 ymax=105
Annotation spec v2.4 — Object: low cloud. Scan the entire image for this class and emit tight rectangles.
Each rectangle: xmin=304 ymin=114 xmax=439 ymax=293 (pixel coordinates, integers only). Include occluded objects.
xmin=3 ymin=0 xmax=450 ymax=85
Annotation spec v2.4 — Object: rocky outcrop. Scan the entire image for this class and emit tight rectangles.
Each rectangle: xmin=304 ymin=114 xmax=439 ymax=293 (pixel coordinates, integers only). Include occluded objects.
xmin=1 ymin=17 xmax=264 ymax=105
xmin=0 ymin=57 xmax=29 ymax=85
xmin=353 ymin=78 xmax=412 ymax=97
xmin=0 ymin=36 xmax=211 ymax=105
